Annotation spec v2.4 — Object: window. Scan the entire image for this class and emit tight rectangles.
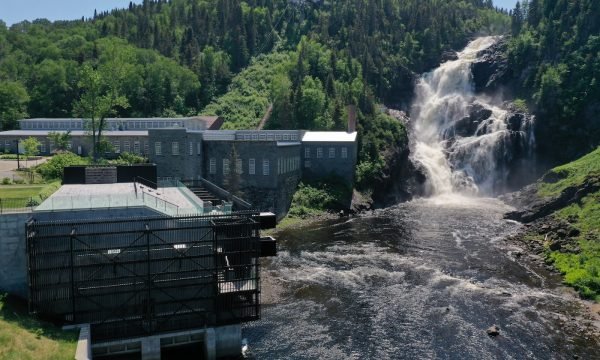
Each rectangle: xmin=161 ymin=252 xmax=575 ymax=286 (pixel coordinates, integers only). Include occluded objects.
xmin=40 ymin=143 xmax=46 ymax=153
xmin=155 ymin=142 xmax=162 ymax=155
xmin=172 ymin=142 xmax=179 ymax=155
xmin=276 ymin=134 xmax=282 ymax=141
xmin=209 ymin=158 xmax=216 ymax=174
xmin=249 ymin=158 xmax=256 ymax=175
xmin=305 ymin=160 xmax=311 ymax=168
xmin=317 ymin=147 xmax=323 ymax=158
xmin=197 ymin=142 xmax=201 ymax=155
xmin=134 ymin=141 xmax=140 ymax=154
xmin=144 ymin=142 xmax=149 ymax=155
xmin=114 ymin=141 xmax=121 ymax=153
xmin=223 ymin=159 xmax=230 ymax=175
xmin=173 ymin=244 xmax=187 ymax=250
xmin=263 ymin=159 xmax=270 ymax=176
xmin=259 ymin=134 xmax=266 ymax=141
xmin=305 ymin=147 xmax=311 ymax=158
xmin=329 ymin=147 xmax=335 ymax=158
xmin=123 ymin=141 xmax=131 ymax=153
xmin=341 ymin=147 xmax=348 ymax=159
xmin=189 ymin=142 xmax=193 ymax=156
xmin=236 ymin=159 xmax=243 ymax=174
xmin=284 ymin=134 xmax=290 ymax=141
xmin=252 ymin=134 xmax=258 ymax=141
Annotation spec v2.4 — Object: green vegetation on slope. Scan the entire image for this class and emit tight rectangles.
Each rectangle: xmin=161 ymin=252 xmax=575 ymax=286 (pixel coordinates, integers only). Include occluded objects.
xmin=508 ymin=0 xmax=600 ymax=163
xmin=534 ymin=148 xmax=600 ymax=301
xmin=287 ymin=179 xmax=352 ymax=218
xmin=0 ymin=294 xmax=78 ymax=360
xmin=538 ymin=147 xmax=600 ymax=197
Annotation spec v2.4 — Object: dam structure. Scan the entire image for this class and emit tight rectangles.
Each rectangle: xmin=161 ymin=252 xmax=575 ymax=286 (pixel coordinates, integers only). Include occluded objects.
xmin=2 ymin=164 xmax=277 ymax=359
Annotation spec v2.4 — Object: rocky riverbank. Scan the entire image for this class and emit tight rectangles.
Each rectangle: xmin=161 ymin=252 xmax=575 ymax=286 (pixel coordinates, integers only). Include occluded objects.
xmin=500 ymin=148 xmax=600 ymax=304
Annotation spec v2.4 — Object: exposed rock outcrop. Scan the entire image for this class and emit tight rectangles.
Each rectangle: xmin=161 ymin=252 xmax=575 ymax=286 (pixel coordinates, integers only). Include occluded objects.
xmin=504 ymin=174 xmax=600 ymax=223
xmin=471 ymin=37 xmax=511 ymax=93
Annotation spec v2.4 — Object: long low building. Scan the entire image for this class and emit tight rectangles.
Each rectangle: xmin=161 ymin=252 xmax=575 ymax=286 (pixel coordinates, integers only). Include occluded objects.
xmin=0 ymin=117 xmax=358 ymax=218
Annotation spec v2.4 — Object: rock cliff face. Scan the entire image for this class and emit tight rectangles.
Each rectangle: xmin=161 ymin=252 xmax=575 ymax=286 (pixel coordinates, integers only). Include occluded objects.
xmin=471 ymin=37 xmax=511 ymax=93
xmin=369 ymin=110 xmax=427 ymax=208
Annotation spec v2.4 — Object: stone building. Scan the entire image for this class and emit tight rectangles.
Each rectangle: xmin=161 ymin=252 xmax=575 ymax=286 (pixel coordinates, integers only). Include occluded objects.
xmin=0 ymin=117 xmax=358 ymax=218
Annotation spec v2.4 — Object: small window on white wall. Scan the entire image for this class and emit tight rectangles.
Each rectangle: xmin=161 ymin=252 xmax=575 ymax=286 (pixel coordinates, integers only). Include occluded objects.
xmin=172 ymin=142 xmax=179 ymax=155
xmin=155 ymin=142 xmax=162 ymax=155
xmin=305 ymin=148 xmax=311 ymax=158
xmin=124 ymin=141 xmax=131 ymax=153
xmin=263 ymin=159 xmax=270 ymax=176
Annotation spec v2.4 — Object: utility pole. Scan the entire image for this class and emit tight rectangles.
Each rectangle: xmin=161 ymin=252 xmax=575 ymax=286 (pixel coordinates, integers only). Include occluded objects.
xmin=15 ymin=139 xmax=20 ymax=169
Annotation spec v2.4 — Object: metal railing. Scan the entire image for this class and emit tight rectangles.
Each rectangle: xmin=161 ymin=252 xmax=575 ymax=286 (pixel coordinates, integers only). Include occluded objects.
xmin=0 ymin=197 xmax=38 ymax=214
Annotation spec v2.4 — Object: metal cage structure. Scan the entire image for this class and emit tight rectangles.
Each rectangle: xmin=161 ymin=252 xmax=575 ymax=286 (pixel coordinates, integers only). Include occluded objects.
xmin=26 ymin=212 xmax=261 ymax=342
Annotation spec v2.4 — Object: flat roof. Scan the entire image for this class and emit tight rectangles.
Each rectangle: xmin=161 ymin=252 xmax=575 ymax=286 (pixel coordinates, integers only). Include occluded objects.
xmin=19 ymin=116 xmax=218 ymax=122
xmin=0 ymin=130 xmax=148 ymax=137
xmin=302 ymin=131 xmax=357 ymax=142
xmin=36 ymin=183 xmax=200 ymax=213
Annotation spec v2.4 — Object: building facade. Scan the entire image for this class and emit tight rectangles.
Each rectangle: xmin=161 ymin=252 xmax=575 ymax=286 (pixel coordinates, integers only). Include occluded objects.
xmin=0 ymin=118 xmax=358 ymax=218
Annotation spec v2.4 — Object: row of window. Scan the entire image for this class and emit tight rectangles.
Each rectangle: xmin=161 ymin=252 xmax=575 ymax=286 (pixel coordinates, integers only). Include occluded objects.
xmin=305 ymin=147 xmax=348 ymax=159
xmin=235 ymin=133 xmax=299 ymax=141
xmin=20 ymin=120 xmax=185 ymax=130
xmin=278 ymin=157 xmax=300 ymax=175
xmin=154 ymin=141 xmax=201 ymax=156
xmin=209 ymin=158 xmax=271 ymax=176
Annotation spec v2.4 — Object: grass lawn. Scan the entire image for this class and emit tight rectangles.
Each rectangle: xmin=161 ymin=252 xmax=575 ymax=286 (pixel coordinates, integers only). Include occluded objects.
xmin=0 ymin=295 xmax=77 ymax=360
xmin=0 ymin=185 xmax=45 ymax=199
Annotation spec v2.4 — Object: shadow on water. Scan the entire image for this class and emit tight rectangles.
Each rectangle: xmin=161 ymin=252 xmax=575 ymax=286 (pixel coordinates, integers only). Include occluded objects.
xmin=243 ymin=198 xmax=600 ymax=360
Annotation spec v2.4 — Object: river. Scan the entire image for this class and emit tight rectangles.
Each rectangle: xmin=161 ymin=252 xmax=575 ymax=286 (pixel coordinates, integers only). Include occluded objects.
xmin=243 ymin=196 xmax=599 ymax=359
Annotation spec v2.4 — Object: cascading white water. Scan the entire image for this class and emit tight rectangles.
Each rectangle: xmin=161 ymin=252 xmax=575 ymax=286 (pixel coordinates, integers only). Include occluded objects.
xmin=411 ymin=36 xmax=534 ymax=196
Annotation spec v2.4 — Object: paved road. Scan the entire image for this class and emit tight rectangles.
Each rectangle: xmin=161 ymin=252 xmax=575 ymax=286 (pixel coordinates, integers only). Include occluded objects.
xmin=0 ymin=158 xmax=48 ymax=181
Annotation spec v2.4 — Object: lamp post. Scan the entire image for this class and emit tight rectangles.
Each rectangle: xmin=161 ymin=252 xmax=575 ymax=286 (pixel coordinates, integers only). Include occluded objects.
xmin=15 ymin=139 xmax=20 ymax=170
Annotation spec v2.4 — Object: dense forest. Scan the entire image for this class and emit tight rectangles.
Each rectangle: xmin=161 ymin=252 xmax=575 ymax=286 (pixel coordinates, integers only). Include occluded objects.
xmin=507 ymin=0 xmax=600 ymax=163
xmin=0 ymin=0 xmax=507 ymax=190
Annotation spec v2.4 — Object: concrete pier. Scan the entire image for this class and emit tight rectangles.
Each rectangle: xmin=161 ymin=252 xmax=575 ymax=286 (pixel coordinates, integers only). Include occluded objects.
xmin=91 ymin=324 xmax=242 ymax=360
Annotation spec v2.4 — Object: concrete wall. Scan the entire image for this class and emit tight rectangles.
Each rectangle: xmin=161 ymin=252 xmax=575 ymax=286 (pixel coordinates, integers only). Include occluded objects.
xmin=0 ymin=213 xmax=31 ymax=299
xmin=148 ymin=129 xmax=203 ymax=180
xmin=302 ymin=141 xmax=357 ymax=185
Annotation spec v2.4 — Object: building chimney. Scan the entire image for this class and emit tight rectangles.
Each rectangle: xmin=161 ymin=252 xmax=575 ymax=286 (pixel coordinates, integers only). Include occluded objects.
xmin=346 ymin=105 xmax=357 ymax=133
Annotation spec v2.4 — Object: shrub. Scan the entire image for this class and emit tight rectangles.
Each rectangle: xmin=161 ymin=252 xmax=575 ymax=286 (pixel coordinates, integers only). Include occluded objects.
xmin=1 ymin=177 xmax=11 ymax=185
xmin=36 ymin=153 xmax=89 ymax=180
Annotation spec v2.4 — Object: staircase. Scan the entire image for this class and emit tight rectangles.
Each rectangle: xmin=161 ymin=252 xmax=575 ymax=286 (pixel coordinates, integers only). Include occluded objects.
xmin=188 ymin=185 xmax=221 ymax=206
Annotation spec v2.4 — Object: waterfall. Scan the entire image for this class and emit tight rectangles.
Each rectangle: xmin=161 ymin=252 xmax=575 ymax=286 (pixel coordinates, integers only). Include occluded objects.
xmin=410 ymin=36 xmax=534 ymax=196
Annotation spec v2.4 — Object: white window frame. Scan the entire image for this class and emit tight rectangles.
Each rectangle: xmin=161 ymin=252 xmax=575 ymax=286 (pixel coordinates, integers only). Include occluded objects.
xmin=144 ymin=142 xmax=149 ymax=155
xmin=209 ymin=158 xmax=216 ymax=174
xmin=263 ymin=159 xmax=269 ymax=176
xmin=329 ymin=147 xmax=335 ymax=159
xmin=134 ymin=141 xmax=140 ymax=154
xmin=341 ymin=147 xmax=348 ymax=159
xmin=305 ymin=147 xmax=311 ymax=158
xmin=249 ymin=158 xmax=256 ymax=175
xmin=123 ymin=141 xmax=131 ymax=153
xmin=172 ymin=141 xmax=179 ymax=156
xmin=114 ymin=141 xmax=121 ymax=154
xmin=155 ymin=142 xmax=162 ymax=156
xmin=317 ymin=147 xmax=323 ymax=158
xmin=223 ymin=158 xmax=230 ymax=175
xmin=189 ymin=142 xmax=193 ymax=156
xmin=197 ymin=142 xmax=201 ymax=155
